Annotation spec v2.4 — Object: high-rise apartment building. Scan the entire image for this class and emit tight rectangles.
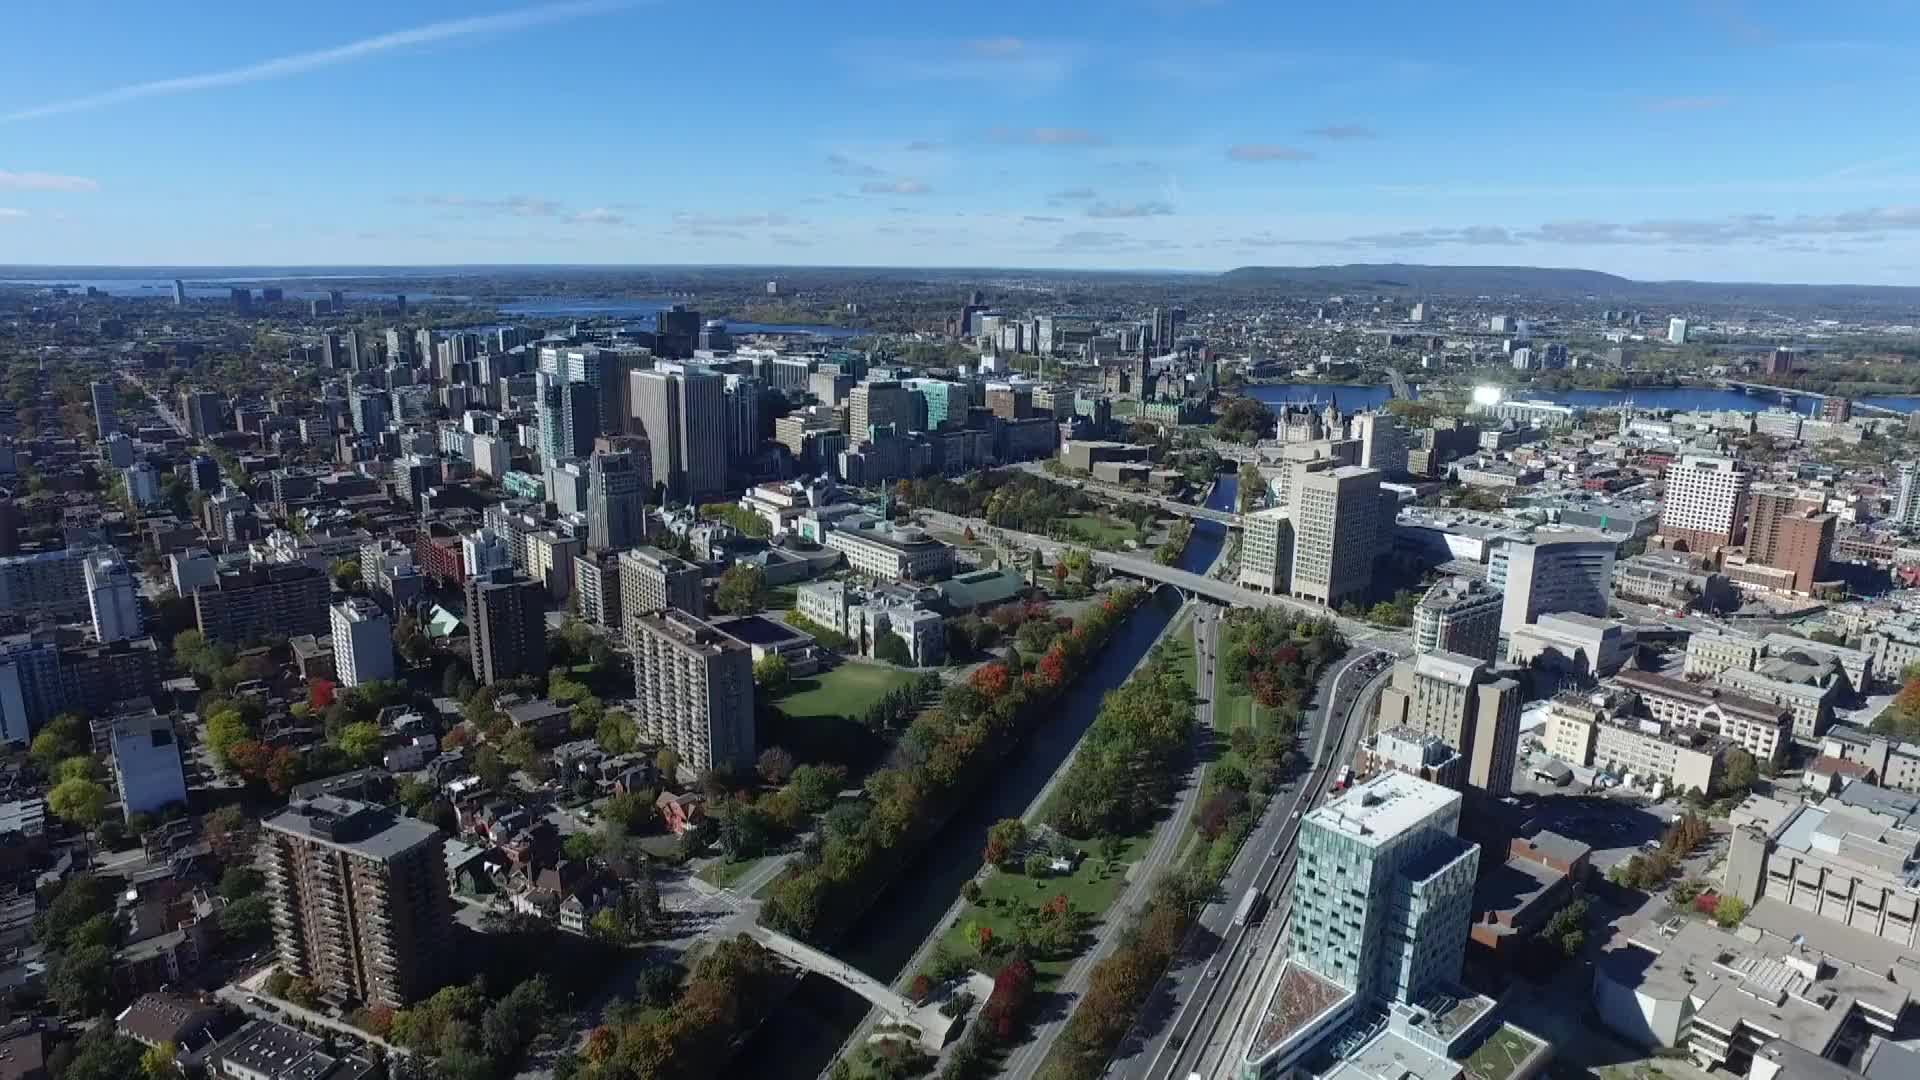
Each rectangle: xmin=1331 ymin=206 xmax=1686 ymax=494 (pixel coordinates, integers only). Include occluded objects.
xmin=631 ymin=368 xmax=727 ymax=503
xmin=464 ymin=567 xmax=546 ymax=686
xmin=586 ymin=449 xmax=649 ymax=552
xmin=0 ymin=549 xmax=89 ymax=621
xmin=536 ymin=372 xmax=597 ymax=465
xmin=194 ymin=565 xmax=331 ymax=645
xmin=1289 ymin=465 xmax=1382 ymax=608
xmin=108 ymin=706 xmax=187 ymax=818
xmin=461 ymin=528 xmax=511 ymax=580
xmin=723 ymin=375 xmax=762 ymax=469
xmin=619 ymin=545 xmax=703 ymax=628
xmin=330 ymin=598 xmax=394 ymax=688
xmin=83 ymin=549 xmax=142 ymax=644
xmin=178 ymin=390 xmax=224 ymax=438
xmin=983 ymin=383 xmax=1033 ymax=421
xmin=1238 ymin=507 xmax=1294 ymax=595
xmin=1659 ymin=454 xmax=1750 ymax=553
xmin=1668 ymin=317 xmax=1689 ymax=343
xmin=90 ymin=380 xmax=118 ymax=439
xmin=1412 ymin=576 xmax=1502 ymax=663
xmin=629 ymin=610 xmax=755 ymax=779
xmin=263 ymin=796 xmax=454 ymax=1008
xmin=574 ymin=550 xmax=624 ymax=631
xmin=1492 ymin=530 xmax=1614 ymax=644
xmin=1347 ymin=411 xmax=1407 ymax=478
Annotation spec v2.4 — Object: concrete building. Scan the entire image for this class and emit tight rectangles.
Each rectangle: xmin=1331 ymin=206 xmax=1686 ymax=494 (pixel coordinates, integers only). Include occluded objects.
xmin=329 ymin=598 xmax=393 ymax=689
xmin=1614 ymin=668 xmax=1793 ymax=765
xmin=1349 ymin=411 xmax=1407 ymax=477
xmin=1468 ymin=832 xmax=1591 ymax=959
xmin=629 ymin=610 xmax=755 ymax=780
xmin=1684 ymin=629 xmax=1767 ymax=679
xmin=0 ymin=639 xmax=61 ymax=745
xmin=1412 ymin=576 xmax=1502 ymax=663
xmin=0 ymin=548 xmax=89 ymax=621
xmin=1368 ymin=725 xmax=1465 ymax=789
xmin=1716 ymin=665 xmax=1841 ymax=744
xmin=850 ymin=585 xmax=945 ymax=666
xmin=83 ymin=549 xmax=142 ymax=644
xmin=1541 ymin=689 xmax=1725 ymax=796
xmin=535 ymin=372 xmax=597 ymax=465
xmin=1290 ymin=465 xmax=1382 ymax=608
xmin=1747 ymin=486 xmax=1836 ymax=593
xmin=823 ymin=515 xmax=955 ymax=582
xmin=263 ymin=796 xmax=455 ymax=1008
xmin=91 ymin=379 xmax=119 ymax=439
xmin=1723 ymin=783 xmax=1920 ymax=952
xmin=1243 ymin=773 xmax=1479 ymax=1078
xmin=849 ymin=380 xmax=917 ymax=439
xmin=108 ymin=706 xmax=187 ymax=819
xmin=465 ymin=567 xmax=546 ymax=686
xmin=1659 ymin=454 xmax=1750 ymax=553
xmin=194 ymin=564 xmax=330 ymax=645
xmin=1237 ymin=506 xmax=1294 ymax=595
xmin=619 ymin=545 xmax=704 ymax=626
xmin=1506 ymin=612 xmax=1634 ymax=687
xmin=525 ymin=530 xmax=580 ymax=603
xmin=574 ymin=550 xmax=623 ymax=631
xmin=1491 ymin=530 xmax=1614 ymax=645
xmin=1375 ymin=650 xmax=1524 ymax=796
xmin=631 ymin=368 xmax=727 ymax=503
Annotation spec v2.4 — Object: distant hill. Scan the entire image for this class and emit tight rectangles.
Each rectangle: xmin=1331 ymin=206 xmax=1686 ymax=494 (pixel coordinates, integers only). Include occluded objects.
xmin=1217 ymin=263 xmax=1637 ymax=295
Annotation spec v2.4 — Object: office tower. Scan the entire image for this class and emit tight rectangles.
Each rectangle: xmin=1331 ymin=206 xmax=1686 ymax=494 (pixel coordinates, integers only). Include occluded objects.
xmin=172 ymin=279 xmax=187 ymax=306
xmin=654 ymin=304 xmax=701 ymax=356
xmin=1237 ymin=507 xmax=1294 ymax=595
xmin=847 ymin=379 xmax=916 ymax=439
xmin=1373 ymin=649 xmax=1521 ymax=797
xmin=1492 ymin=530 xmax=1614 ymax=644
xmin=525 ymin=531 xmax=580 ymax=602
xmin=1896 ymin=463 xmax=1920 ymax=527
xmin=539 ymin=345 xmax=628 ymax=436
xmin=905 ymin=379 xmax=971 ymax=430
xmin=723 ymin=375 xmax=762 ymax=468
xmin=1409 ymin=302 xmax=1426 ymax=322
xmin=1766 ymin=348 xmax=1796 ymax=376
xmin=984 ymin=383 xmax=1033 ymax=421
xmin=194 ymin=565 xmax=331 ymax=644
xmin=1412 ymin=577 xmax=1502 ymax=663
xmin=586 ymin=450 xmax=649 ymax=552
xmin=629 ymin=609 xmax=755 ymax=779
xmin=340 ymin=328 xmax=363 ymax=372
xmin=1289 ymin=466 xmax=1382 ymax=608
xmin=461 ymin=528 xmax=511 ymax=580
xmin=630 ymin=368 xmax=727 ymax=503
xmin=1269 ymin=773 xmax=1475 ymax=1065
xmin=1746 ymin=489 xmax=1835 ymax=594
xmin=574 ymin=550 xmax=624 ymax=631
xmin=231 ymin=288 xmax=253 ymax=314
xmin=1668 ymin=317 xmax=1689 ymax=344
xmin=1659 ymin=453 xmax=1750 ymax=553
xmin=90 ymin=380 xmax=118 ymax=439
xmin=263 ymin=796 xmax=454 ymax=1008
xmin=108 ymin=707 xmax=187 ymax=818
xmin=465 ymin=567 xmax=546 ymax=685
xmin=414 ymin=328 xmax=435 ymax=373
xmin=330 ymin=598 xmax=394 ymax=688
xmin=384 ymin=328 xmax=411 ymax=364
xmin=1347 ymin=411 xmax=1406 ymax=477
xmin=83 ymin=549 xmax=142 ymax=644
xmin=179 ymin=390 xmax=224 ymax=438
xmin=619 ymin=545 xmax=704 ymax=627
xmin=536 ymin=372 xmax=598 ymax=465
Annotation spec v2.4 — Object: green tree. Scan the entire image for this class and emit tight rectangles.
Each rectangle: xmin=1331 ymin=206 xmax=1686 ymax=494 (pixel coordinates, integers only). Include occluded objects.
xmin=219 ymin=866 xmax=265 ymax=899
xmin=1720 ymin=747 xmax=1758 ymax=795
xmin=753 ymin=653 xmax=790 ymax=694
xmin=337 ymin=721 xmax=384 ymax=765
xmin=203 ymin=709 xmax=254 ymax=769
xmin=220 ymin=894 xmax=273 ymax=943
xmin=1715 ymin=895 xmax=1749 ymax=928
xmin=29 ymin=713 xmax=90 ymax=770
xmin=48 ymin=778 xmax=109 ymax=827
xmin=48 ymin=942 xmax=112 ymax=1014
xmin=474 ymin=747 xmax=510 ymax=790
xmin=756 ymin=746 xmax=796 ymax=785
xmin=140 ymin=1040 xmax=184 ymax=1080
xmin=330 ymin=558 xmax=361 ymax=591
xmin=715 ymin=563 xmax=768 ymax=615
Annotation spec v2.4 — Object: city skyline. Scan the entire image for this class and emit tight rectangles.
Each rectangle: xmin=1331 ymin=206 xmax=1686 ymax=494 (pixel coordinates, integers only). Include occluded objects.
xmin=3 ymin=1 xmax=1920 ymax=281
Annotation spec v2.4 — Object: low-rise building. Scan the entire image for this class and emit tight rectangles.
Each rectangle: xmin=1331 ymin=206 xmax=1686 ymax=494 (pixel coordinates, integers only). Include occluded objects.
xmin=822 ymin=514 xmax=955 ymax=582
xmin=1541 ymin=689 xmax=1725 ymax=796
xmin=1716 ymin=665 xmax=1842 ymax=744
xmin=1614 ymin=668 xmax=1793 ymax=765
xmin=1725 ymin=782 xmax=1920 ymax=950
xmin=1505 ymin=612 xmax=1634 ymax=688
xmin=1468 ymin=831 xmax=1591 ymax=959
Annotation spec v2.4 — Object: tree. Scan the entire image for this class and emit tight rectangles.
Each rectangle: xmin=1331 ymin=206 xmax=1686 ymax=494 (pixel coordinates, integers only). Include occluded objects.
xmin=1022 ymin=852 xmax=1052 ymax=879
xmin=203 ymin=709 xmax=254 ymax=769
xmin=714 ymin=563 xmax=768 ymax=616
xmin=55 ymin=1028 xmax=144 ymax=1080
xmin=1715 ymin=895 xmax=1749 ymax=928
xmin=753 ymin=653 xmax=790 ymax=695
xmin=1720 ymin=747 xmax=1758 ymax=795
xmin=221 ymin=894 xmax=273 ymax=943
xmin=875 ymin=630 xmax=914 ymax=666
xmin=48 ymin=942 xmax=112 ymax=1015
xmin=757 ymin=746 xmax=796 ymax=785
xmin=330 ymin=558 xmax=361 ymax=591
xmin=219 ymin=866 xmax=266 ymax=900
xmin=338 ymin=721 xmax=384 ymax=765
xmin=474 ymin=747 xmax=510 ymax=790
xmin=656 ymin=748 xmax=681 ymax=780
xmin=562 ymin=832 xmax=602 ymax=863
xmin=984 ymin=818 xmax=1028 ymax=867
xmin=48 ymin=777 xmax=109 ymax=827
xmin=29 ymin=713 xmax=89 ymax=770
xmin=140 ymin=1041 xmax=184 ymax=1080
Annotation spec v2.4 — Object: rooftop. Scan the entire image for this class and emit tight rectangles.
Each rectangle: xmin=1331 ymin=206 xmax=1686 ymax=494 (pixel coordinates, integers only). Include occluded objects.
xmin=1248 ymin=961 xmax=1355 ymax=1061
xmin=263 ymin=795 xmax=441 ymax=862
xmin=1412 ymin=650 xmax=1485 ymax=687
xmin=1307 ymin=771 xmax=1461 ymax=847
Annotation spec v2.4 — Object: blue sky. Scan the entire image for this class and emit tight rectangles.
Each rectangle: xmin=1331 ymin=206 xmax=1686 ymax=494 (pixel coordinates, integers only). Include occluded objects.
xmin=3 ymin=0 xmax=1919 ymax=282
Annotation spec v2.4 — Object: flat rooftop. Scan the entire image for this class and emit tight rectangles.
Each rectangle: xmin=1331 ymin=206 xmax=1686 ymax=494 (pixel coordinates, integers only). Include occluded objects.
xmin=1307 ymin=771 xmax=1460 ymax=847
xmin=1247 ymin=961 xmax=1355 ymax=1062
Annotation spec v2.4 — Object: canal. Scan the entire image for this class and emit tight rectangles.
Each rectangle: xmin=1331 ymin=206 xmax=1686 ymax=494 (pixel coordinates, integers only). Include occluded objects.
xmin=744 ymin=476 xmax=1235 ymax=1077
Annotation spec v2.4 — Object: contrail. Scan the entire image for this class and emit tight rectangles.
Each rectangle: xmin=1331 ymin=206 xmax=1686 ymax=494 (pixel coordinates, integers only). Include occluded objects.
xmin=3 ymin=0 xmax=633 ymax=122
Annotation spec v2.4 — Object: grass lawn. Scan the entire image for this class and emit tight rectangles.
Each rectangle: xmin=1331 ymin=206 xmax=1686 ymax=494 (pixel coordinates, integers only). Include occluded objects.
xmin=1463 ymin=1025 xmax=1544 ymax=1080
xmin=775 ymin=662 xmax=918 ymax=721
xmin=1173 ymin=619 xmax=1198 ymax=693
xmin=1212 ymin=652 xmax=1260 ymax=735
xmin=915 ymin=831 xmax=1152 ymax=991
xmin=1059 ymin=513 xmax=1144 ymax=549
xmin=696 ymin=857 xmax=759 ymax=889
xmin=766 ymin=584 xmax=798 ymax=610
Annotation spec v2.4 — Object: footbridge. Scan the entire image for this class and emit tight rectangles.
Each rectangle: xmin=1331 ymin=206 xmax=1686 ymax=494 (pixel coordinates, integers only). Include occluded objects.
xmin=747 ymin=926 xmax=960 ymax=1052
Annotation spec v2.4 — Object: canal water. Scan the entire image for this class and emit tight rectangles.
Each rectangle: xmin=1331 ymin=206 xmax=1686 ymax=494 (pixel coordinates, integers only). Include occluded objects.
xmin=744 ymin=478 xmax=1234 ymax=1077
xmin=1245 ymin=383 xmax=1920 ymax=414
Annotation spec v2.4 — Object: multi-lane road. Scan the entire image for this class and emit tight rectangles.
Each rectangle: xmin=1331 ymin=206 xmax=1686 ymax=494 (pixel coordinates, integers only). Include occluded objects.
xmin=1115 ymin=642 xmax=1403 ymax=1080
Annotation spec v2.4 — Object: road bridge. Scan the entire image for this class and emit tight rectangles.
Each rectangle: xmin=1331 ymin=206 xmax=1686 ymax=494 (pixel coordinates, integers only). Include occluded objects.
xmin=1720 ymin=379 xmax=1900 ymax=417
xmin=746 ymin=926 xmax=960 ymax=1052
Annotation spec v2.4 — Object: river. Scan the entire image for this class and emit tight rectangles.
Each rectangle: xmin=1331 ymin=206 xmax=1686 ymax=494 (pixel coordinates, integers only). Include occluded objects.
xmin=1245 ymin=382 xmax=1920 ymax=415
xmin=742 ymin=478 xmax=1234 ymax=1077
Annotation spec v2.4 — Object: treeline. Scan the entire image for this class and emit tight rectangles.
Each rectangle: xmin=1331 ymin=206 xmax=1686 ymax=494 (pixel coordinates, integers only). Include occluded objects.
xmin=1220 ymin=609 xmax=1346 ymax=724
xmin=897 ymin=470 xmax=1106 ymax=533
xmin=554 ymin=935 xmax=785 ymax=1080
xmin=1050 ymin=640 xmax=1197 ymax=838
xmin=761 ymin=588 xmax=1146 ymax=943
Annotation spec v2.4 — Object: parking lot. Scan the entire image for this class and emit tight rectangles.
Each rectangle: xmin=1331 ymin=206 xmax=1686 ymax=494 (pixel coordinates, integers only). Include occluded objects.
xmin=1508 ymin=793 xmax=1695 ymax=874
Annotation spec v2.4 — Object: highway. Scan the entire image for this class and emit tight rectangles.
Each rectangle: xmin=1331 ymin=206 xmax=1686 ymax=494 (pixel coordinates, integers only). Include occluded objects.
xmin=1112 ymin=641 xmax=1405 ymax=1080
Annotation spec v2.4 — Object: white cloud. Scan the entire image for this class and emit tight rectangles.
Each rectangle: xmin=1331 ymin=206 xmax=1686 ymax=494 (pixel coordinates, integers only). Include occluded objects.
xmin=4 ymin=0 xmax=633 ymax=122
xmin=0 ymin=208 xmax=26 ymax=219
xmin=1087 ymin=200 xmax=1173 ymax=218
xmin=0 ymin=170 xmax=100 ymax=192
